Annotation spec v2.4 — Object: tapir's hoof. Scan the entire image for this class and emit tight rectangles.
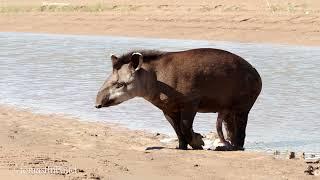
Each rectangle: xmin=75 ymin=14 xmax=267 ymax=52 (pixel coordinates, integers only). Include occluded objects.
xmin=176 ymin=141 xmax=188 ymax=150
xmin=191 ymin=145 xmax=203 ymax=150
xmin=190 ymin=133 xmax=204 ymax=150
xmin=234 ymin=146 xmax=245 ymax=151
xmin=214 ymin=139 xmax=234 ymax=151
xmin=215 ymin=146 xmax=232 ymax=151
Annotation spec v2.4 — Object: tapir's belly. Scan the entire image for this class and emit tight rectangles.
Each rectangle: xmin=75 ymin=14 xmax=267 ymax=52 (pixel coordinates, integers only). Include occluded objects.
xmin=196 ymin=95 xmax=231 ymax=113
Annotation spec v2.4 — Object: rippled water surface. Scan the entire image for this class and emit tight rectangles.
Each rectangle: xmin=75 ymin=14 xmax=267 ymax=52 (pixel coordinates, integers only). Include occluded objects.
xmin=0 ymin=32 xmax=319 ymax=152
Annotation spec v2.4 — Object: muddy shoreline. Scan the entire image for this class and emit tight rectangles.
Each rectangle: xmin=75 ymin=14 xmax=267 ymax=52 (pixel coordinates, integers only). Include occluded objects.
xmin=0 ymin=105 xmax=318 ymax=179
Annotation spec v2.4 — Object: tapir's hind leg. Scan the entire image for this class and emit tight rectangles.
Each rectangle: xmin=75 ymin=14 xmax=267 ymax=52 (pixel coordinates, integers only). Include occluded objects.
xmin=224 ymin=110 xmax=249 ymax=150
xmin=216 ymin=112 xmax=233 ymax=150
xmin=234 ymin=111 xmax=249 ymax=149
xmin=223 ymin=112 xmax=236 ymax=145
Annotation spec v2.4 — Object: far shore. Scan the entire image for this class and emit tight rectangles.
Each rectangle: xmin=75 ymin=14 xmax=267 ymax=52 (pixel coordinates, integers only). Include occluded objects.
xmin=0 ymin=105 xmax=317 ymax=179
xmin=0 ymin=0 xmax=319 ymax=46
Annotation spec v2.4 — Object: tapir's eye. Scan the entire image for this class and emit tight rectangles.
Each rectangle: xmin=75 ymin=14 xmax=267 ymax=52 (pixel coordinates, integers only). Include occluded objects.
xmin=116 ymin=82 xmax=125 ymax=88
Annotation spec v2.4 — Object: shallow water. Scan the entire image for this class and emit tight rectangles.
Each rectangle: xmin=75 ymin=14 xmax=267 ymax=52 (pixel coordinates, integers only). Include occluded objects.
xmin=0 ymin=32 xmax=319 ymax=152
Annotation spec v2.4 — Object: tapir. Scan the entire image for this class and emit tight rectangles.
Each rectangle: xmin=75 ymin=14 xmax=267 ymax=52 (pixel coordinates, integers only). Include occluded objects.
xmin=95 ymin=48 xmax=262 ymax=150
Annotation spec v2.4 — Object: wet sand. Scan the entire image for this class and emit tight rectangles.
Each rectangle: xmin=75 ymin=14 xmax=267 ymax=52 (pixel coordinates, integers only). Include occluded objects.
xmin=0 ymin=0 xmax=319 ymax=45
xmin=0 ymin=105 xmax=317 ymax=179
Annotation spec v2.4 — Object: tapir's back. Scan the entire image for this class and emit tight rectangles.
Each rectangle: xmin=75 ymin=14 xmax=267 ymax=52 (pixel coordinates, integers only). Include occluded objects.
xmin=155 ymin=48 xmax=262 ymax=111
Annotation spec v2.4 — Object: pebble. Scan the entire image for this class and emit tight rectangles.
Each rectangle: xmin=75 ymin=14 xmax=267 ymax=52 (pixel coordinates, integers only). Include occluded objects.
xmin=287 ymin=152 xmax=295 ymax=159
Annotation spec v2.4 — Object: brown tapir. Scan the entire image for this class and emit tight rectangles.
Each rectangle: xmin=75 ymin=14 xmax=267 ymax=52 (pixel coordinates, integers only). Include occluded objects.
xmin=95 ymin=48 xmax=262 ymax=150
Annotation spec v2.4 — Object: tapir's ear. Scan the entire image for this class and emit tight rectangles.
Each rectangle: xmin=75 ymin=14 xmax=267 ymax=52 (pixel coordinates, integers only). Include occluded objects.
xmin=130 ymin=52 xmax=143 ymax=71
xmin=110 ymin=54 xmax=118 ymax=67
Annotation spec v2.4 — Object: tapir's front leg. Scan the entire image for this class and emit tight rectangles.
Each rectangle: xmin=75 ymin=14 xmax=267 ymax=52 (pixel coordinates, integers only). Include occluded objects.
xmin=180 ymin=108 xmax=204 ymax=150
xmin=163 ymin=111 xmax=188 ymax=150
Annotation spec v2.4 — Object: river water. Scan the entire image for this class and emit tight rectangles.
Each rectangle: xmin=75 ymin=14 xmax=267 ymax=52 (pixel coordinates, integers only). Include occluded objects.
xmin=0 ymin=32 xmax=319 ymax=153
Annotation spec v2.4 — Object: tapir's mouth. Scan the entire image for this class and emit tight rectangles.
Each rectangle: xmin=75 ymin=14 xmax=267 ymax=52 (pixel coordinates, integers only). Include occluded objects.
xmin=106 ymin=100 xmax=122 ymax=107
xmin=96 ymin=99 xmax=119 ymax=109
xmin=103 ymin=100 xmax=115 ymax=107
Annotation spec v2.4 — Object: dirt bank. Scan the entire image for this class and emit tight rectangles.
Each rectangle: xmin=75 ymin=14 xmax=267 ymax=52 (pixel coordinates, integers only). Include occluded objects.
xmin=0 ymin=0 xmax=319 ymax=45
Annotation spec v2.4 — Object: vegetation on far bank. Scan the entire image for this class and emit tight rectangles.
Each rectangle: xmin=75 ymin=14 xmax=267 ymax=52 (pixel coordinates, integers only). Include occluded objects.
xmin=0 ymin=2 xmax=316 ymax=14
xmin=0 ymin=3 xmax=120 ymax=13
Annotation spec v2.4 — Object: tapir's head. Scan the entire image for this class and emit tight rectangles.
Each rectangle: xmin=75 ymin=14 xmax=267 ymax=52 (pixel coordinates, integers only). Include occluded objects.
xmin=95 ymin=52 xmax=146 ymax=108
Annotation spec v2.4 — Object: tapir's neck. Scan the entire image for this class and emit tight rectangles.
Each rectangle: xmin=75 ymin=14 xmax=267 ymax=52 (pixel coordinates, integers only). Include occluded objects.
xmin=143 ymin=89 xmax=180 ymax=113
xmin=138 ymin=63 xmax=163 ymax=111
xmin=139 ymin=54 xmax=180 ymax=112
xmin=140 ymin=73 xmax=180 ymax=113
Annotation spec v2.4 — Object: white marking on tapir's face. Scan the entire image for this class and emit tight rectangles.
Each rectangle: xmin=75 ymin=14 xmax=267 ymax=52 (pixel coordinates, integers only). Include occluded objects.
xmin=96 ymin=52 xmax=144 ymax=108
xmin=108 ymin=85 xmax=133 ymax=105
xmin=97 ymin=64 xmax=140 ymax=107
xmin=109 ymin=64 xmax=135 ymax=104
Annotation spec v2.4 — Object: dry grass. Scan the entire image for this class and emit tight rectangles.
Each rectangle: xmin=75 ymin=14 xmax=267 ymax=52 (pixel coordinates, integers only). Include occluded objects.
xmin=266 ymin=1 xmax=310 ymax=14
xmin=0 ymin=3 xmax=142 ymax=13
xmin=0 ymin=1 xmax=315 ymax=14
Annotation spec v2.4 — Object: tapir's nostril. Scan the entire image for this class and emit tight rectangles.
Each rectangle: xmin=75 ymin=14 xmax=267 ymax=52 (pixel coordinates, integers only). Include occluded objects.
xmin=95 ymin=104 xmax=102 ymax=109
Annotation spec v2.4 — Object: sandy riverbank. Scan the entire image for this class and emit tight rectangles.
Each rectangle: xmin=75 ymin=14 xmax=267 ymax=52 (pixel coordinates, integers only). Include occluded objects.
xmin=0 ymin=105 xmax=318 ymax=179
xmin=0 ymin=0 xmax=319 ymax=46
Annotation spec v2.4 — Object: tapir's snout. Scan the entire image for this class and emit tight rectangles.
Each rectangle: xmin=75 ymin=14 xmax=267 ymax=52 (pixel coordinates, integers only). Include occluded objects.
xmin=95 ymin=89 xmax=109 ymax=109
xmin=95 ymin=90 xmax=116 ymax=109
xmin=95 ymin=104 xmax=102 ymax=109
xmin=95 ymin=99 xmax=116 ymax=109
